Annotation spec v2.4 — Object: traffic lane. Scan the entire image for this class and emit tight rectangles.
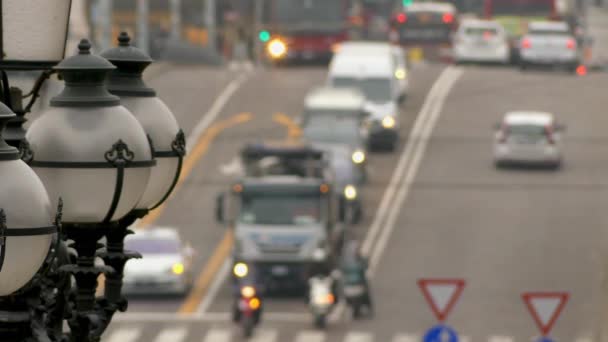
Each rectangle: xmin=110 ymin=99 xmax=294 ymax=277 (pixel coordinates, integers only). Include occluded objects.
xmin=205 ymin=64 xmax=447 ymax=315
xmin=365 ymin=66 xmax=608 ymax=340
xmin=146 ymin=65 xmax=240 ymax=136
xmin=127 ymin=67 xmax=328 ymax=313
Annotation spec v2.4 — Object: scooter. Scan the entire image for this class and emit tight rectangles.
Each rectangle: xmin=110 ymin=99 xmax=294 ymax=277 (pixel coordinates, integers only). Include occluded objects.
xmin=343 ymin=281 xmax=367 ymax=319
xmin=308 ymin=275 xmax=336 ymax=329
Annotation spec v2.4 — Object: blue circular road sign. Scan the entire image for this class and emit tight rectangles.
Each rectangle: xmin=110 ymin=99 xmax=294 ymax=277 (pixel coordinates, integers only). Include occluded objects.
xmin=536 ymin=338 xmax=553 ymax=342
xmin=423 ymin=324 xmax=459 ymax=342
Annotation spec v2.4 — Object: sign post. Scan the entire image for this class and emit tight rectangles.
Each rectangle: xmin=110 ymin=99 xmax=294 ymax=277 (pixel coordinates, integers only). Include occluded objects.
xmin=522 ymin=292 xmax=569 ymax=342
xmin=419 ymin=279 xmax=466 ymax=342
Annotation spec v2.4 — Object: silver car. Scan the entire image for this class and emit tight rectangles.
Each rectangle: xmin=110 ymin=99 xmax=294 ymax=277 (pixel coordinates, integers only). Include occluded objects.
xmin=453 ymin=19 xmax=510 ymax=64
xmin=519 ymin=21 xmax=580 ymax=71
xmin=493 ymin=111 xmax=564 ymax=168
xmin=123 ymin=227 xmax=195 ymax=296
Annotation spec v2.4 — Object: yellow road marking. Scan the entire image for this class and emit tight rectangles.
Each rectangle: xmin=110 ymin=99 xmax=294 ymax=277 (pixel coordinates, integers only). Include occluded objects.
xmin=178 ymin=230 xmax=234 ymax=313
xmin=138 ymin=112 xmax=253 ymax=228
xmin=272 ymin=112 xmax=302 ymax=140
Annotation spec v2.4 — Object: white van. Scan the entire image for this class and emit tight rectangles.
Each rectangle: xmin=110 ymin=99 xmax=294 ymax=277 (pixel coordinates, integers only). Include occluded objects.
xmin=335 ymin=41 xmax=409 ymax=101
xmin=328 ymin=52 xmax=400 ymax=151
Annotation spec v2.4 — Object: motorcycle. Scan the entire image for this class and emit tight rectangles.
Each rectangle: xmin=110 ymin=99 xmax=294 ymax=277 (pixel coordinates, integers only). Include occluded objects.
xmin=308 ymin=275 xmax=336 ymax=329
xmin=234 ymin=284 xmax=262 ymax=337
xmin=341 ymin=267 xmax=372 ymax=319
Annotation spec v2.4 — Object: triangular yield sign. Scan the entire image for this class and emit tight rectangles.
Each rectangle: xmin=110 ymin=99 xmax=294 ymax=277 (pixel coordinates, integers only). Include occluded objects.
xmin=522 ymin=292 xmax=569 ymax=336
xmin=418 ymin=279 xmax=465 ymax=322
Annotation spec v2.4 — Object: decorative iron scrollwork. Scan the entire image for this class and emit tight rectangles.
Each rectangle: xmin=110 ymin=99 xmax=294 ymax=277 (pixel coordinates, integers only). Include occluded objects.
xmin=171 ymin=130 xmax=186 ymax=157
xmin=104 ymin=140 xmax=135 ymax=166
xmin=55 ymin=198 xmax=63 ymax=233
xmin=19 ymin=138 xmax=34 ymax=164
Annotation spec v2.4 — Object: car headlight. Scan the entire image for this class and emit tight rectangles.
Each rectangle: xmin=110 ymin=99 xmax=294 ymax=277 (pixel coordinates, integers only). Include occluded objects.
xmin=351 ymin=150 xmax=366 ymax=164
xmin=267 ymin=39 xmax=287 ymax=58
xmin=382 ymin=116 xmax=396 ymax=129
xmin=241 ymin=285 xmax=256 ymax=298
xmin=344 ymin=185 xmax=358 ymax=200
xmin=312 ymin=247 xmax=327 ymax=261
xmin=172 ymin=263 xmax=185 ymax=275
xmin=395 ymin=68 xmax=407 ymax=80
xmin=233 ymin=262 xmax=249 ymax=278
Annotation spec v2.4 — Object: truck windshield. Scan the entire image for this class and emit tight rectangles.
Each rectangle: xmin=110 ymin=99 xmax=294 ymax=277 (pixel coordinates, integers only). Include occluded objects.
xmin=303 ymin=116 xmax=361 ymax=145
xmin=264 ymin=0 xmax=344 ymax=25
xmin=333 ymin=77 xmax=392 ymax=103
xmin=239 ymin=195 xmax=321 ymax=225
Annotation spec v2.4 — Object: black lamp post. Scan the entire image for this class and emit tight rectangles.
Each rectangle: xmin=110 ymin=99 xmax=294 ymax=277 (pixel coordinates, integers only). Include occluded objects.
xmin=0 ymin=6 xmax=185 ymax=341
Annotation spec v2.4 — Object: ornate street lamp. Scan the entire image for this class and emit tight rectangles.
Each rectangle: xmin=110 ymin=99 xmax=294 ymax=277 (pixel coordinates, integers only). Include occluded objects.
xmin=26 ymin=40 xmax=155 ymax=342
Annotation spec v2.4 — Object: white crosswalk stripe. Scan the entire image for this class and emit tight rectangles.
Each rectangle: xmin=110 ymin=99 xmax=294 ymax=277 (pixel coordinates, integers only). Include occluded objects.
xmin=153 ymin=326 xmax=188 ymax=342
xmin=249 ymin=329 xmax=278 ymax=342
xmin=104 ymin=327 xmax=142 ymax=342
xmin=294 ymin=330 xmax=326 ymax=342
xmin=202 ymin=328 xmax=232 ymax=342
xmin=392 ymin=333 xmax=420 ymax=342
xmin=489 ymin=336 xmax=514 ymax=342
xmin=344 ymin=331 xmax=374 ymax=342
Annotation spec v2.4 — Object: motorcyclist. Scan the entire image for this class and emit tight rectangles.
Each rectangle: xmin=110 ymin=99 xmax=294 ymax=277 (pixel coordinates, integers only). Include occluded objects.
xmin=231 ymin=263 xmax=264 ymax=325
xmin=339 ymin=240 xmax=373 ymax=317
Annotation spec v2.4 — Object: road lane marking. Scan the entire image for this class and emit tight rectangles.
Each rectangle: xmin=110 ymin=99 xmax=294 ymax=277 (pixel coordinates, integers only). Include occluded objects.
xmin=104 ymin=327 xmax=142 ymax=342
xmin=273 ymin=112 xmax=302 ymax=140
xmin=250 ymin=329 xmax=278 ymax=342
xmin=392 ymin=333 xmax=420 ymax=342
xmin=179 ymin=230 xmax=234 ymax=313
xmin=202 ymin=328 xmax=232 ymax=342
xmin=489 ymin=336 xmax=513 ymax=342
xmin=344 ymin=331 xmax=374 ymax=342
xmin=139 ymin=112 xmax=253 ymax=228
xmin=294 ymin=330 xmax=326 ymax=342
xmin=196 ymin=258 xmax=231 ymax=313
xmin=330 ymin=66 xmax=463 ymax=322
xmin=368 ymin=67 xmax=463 ymax=272
xmin=153 ymin=327 xmax=188 ymax=342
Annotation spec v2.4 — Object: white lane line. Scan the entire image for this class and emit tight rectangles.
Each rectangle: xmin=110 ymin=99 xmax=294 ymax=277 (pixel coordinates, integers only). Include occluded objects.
xmin=114 ymin=311 xmax=312 ymax=323
xmin=369 ymin=67 xmax=464 ymax=272
xmin=196 ymin=259 xmax=230 ymax=313
xmin=344 ymin=331 xmax=374 ymax=342
xmin=153 ymin=327 xmax=188 ymax=342
xmin=104 ymin=327 xmax=142 ymax=342
xmin=202 ymin=328 xmax=232 ymax=342
xmin=488 ymin=336 xmax=513 ymax=342
xmin=331 ymin=66 xmax=462 ymax=322
xmin=250 ymin=329 xmax=278 ymax=342
xmin=574 ymin=338 xmax=593 ymax=342
xmin=294 ymin=330 xmax=327 ymax=342
xmin=392 ymin=333 xmax=420 ymax=342
xmin=185 ymin=71 xmax=251 ymax=153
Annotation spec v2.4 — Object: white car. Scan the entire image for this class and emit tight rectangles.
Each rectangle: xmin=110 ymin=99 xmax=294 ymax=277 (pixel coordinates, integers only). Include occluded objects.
xmin=334 ymin=41 xmax=409 ymax=102
xmin=123 ymin=227 xmax=195 ymax=296
xmin=519 ymin=21 xmax=580 ymax=71
xmin=453 ymin=19 xmax=509 ymax=64
xmin=493 ymin=111 xmax=564 ymax=168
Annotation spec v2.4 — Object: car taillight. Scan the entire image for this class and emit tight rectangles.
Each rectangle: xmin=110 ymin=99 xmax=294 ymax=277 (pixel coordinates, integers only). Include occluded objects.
xmin=395 ymin=13 xmax=407 ymax=24
xmin=442 ymin=13 xmax=454 ymax=24
xmin=566 ymin=38 xmax=576 ymax=50
xmin=545 ymin=126 xmax=555 ymax=144
xmin=521 ymin=38 xmax=531 ymax=49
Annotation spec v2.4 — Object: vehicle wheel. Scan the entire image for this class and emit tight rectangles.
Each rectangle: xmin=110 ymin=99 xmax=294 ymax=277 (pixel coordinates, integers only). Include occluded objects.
xmin=314 ymin=314 xmax=327 ymax=329
xmin=352 ymin=304 xmax=362 ymax=320
xmin=232 ymin=304 xmax=241 ymax=323
xmin=243 ymin=316 xmax=255 ymax=337
xmin=519 ymin=63 xmax=528 ymax=71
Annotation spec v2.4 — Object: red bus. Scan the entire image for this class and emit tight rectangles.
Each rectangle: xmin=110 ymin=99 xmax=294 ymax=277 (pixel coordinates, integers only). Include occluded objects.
xmin=260 ymin=0 xmax=350 ymax=63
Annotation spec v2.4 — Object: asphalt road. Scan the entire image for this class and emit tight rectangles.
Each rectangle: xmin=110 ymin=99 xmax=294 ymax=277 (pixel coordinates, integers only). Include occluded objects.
xmin=101 ymin=61 xmax=608 ymax=342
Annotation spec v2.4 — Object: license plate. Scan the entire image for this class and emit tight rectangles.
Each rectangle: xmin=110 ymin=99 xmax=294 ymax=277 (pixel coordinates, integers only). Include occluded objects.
xmin=418 ymin=13 xmax=431 ymax=23
xmin=272 ymin=265 xmax=289 ymax=276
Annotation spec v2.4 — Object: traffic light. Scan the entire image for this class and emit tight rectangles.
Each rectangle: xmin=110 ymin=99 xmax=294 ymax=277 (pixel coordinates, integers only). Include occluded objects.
xmin=259 ymin=30 xmax=271 ymax=42
xmin=402 ymin=0 xmax=413 ymax=7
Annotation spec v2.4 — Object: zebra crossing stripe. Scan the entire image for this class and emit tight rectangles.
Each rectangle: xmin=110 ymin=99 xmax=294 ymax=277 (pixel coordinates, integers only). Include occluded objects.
xmin=294 ymin=330 xmax=326 ymax=342
xmin=344 ymin=331 xmax=374 ymax=342
xmin=202 ymin=328 xmax=231 ymax=342
xmin=104 ymin=327 xmax=142 ymax=342
xmin=392 ymin=333 xmax=420 ymax=342
xmin=153 ymin=327 xmax=188 ymax=342
xmin=249 ymin=329 xmax=278 ymax=342
xmin=488 ymin=336 xmax=513 ymax=342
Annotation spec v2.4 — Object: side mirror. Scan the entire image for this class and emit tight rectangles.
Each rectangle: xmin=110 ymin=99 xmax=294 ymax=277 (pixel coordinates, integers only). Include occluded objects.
xmin=215 ymin=193 xmax=225 ymax=224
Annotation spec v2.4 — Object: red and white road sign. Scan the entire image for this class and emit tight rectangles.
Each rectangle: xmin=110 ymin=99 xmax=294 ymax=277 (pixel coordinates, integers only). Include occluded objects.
xmin=418 ymin=279 xmax=465 ymax=322
xmin=522 ymin=292 xmax=569 ymax=336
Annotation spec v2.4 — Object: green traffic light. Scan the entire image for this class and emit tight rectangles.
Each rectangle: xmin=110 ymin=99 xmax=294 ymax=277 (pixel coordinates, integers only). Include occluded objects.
xmin=402 ymin=0 xmax=412 ymax=6
xmin=259 ymin=31 xmax=271 ymax=42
